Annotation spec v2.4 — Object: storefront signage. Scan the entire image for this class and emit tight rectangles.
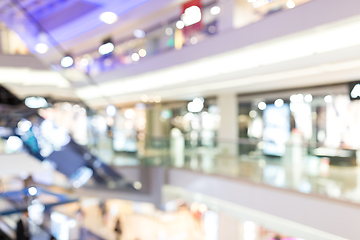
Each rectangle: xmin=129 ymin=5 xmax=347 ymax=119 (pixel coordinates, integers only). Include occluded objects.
xmin=262 ymin=104 xmax=290 ymax=157
xmin=182 ymin=0 xmax=202 ymax=34
xmin=349 ymin=81 xmax=360 ymax=100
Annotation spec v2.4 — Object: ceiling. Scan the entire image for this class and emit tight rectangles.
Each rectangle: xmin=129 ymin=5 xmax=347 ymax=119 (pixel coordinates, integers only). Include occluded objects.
xmin=73 ymin=14 xmax=360 ymax=107
xmin=2 ymin=0 xmax=360 ymax=109
xmin=0 ymin=0 xmax=189 ymax=59
xmin=0 ymin=0 xmax=149 ymax=44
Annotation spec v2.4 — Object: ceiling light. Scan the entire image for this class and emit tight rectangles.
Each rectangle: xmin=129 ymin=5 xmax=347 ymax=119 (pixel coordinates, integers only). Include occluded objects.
xmin=210 ymin=6 xmax=221 ymax=15
xmin=106 ymin=105 xmax=116 ymax=117
xmin=134 ymin=29 xmax=146 ymax=38
xmin=286 ymin=0 xmax=296 ymax=9
xmin=304 ymin=94 xmax=313 ymax=103
xmin=274 ymin=99 xmax=284 ymax=107
xmin=139 ymin=49 xmax=147 ymax=57
xmin=61 ymin=56 xmax=74 ymax=68
xmin=141 ymin=95 xmax=149 ymax=102
xmin=6 ymin=136 xmax=23 ymax=152
xmin=25 ymin=97 xmax=48 ymax=108
xmin=290 ymin=94 xmax=303 ymax=103
xmin=249 ymin=110 xmax=257 ymax=118
xmin=18 ymin=119 xmax=32 ymax=132
xmin=35 ymin=43 xmax=48 ymax=54
xmin=258 ymin=102 xmax=266 ymax=110
xmin=125 ymin=109 xmax=135 ymax=119
xmin=154 ymin=96 xmax=161 ymax=103
xmin=99 ymin=12 xmax=118 ymax=24
xmin=28 ymin=187 xmax=38 ymax=196
xmin=187 ymin=98 xmax=204 ymax=112
xmin=190 ymin=37 xmax=198 ymax=45
xmin=98 ymin=42 xmax=114 ymax=55
xmin=165 ymin=27 xmax=173 ymax=36
xmin=133 ymin=181 xmax=142 ymax=190
xmin=181 ymin=6 xmax=202 ymax=26
xmin=324 ymin=95 xmax=332 ymax=103
xmin=132 ymin=53 xmax=140 ymax=62
xmin=176 ymin=20 xmax=185 ymax=29
xmin=80 ymin=58 xmax=89 ymax=66
xmin=208 ymin=25 xmax=216 ymax=34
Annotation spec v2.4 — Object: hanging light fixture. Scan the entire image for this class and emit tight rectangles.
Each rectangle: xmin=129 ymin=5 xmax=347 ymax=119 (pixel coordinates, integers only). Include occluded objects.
xmin=98 ymin=38 xmax=115 ymax=55
xmin=286 ymin=0 xmax=296 ymax=9
xmin=61 ymin=55 xmax=74 ymax=68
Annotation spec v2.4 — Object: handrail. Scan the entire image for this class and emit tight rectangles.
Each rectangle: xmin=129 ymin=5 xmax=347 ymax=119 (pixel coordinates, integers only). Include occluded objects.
xmin=0 ymin=216 xmax=15 ymax=240
xmin=0 ymin=191 xmax=56 ymax=239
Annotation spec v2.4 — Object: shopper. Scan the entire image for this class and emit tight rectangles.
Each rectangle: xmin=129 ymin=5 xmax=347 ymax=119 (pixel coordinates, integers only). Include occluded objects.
xmin=16 ymin=210 xmax=30 ymax=240
xmin=114 ymin=218 xmax=122 ymax=239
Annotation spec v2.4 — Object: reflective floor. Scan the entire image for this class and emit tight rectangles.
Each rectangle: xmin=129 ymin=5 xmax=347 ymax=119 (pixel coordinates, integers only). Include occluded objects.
xmin=53 ymin=199 xmax=206 ymax=240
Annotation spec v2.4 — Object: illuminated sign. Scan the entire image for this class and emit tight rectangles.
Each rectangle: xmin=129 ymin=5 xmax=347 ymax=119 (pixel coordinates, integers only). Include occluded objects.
xmin=181 ymin=0 xmax=202 ymax=33
xmin=262 ymin=104 xmax=290 ymax=157
xmin=181 ymin=6 xmax=202 ymax=26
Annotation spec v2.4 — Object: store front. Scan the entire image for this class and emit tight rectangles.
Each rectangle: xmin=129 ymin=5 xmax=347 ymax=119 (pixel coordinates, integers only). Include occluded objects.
xmin=145 ymin=98 xmax=220 ymax=148
xmin=234 ymin=0 xmax=312 ymax=29
xmin=238 ymin=83 xmax=360 ymax=166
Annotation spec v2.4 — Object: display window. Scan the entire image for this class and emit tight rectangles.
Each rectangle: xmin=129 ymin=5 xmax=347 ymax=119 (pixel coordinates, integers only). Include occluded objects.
xmin=238 ymin=84 xmax=360 ymax=165
xmin=234 ymin=0 xmax=312 ymax=29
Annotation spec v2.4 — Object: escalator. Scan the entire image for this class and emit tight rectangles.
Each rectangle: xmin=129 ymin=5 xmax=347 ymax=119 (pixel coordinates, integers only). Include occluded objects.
xmin=0 ymin=85 xmax=135 ymax=191
xmin=0 ymin=217 xmax=15 ymax=240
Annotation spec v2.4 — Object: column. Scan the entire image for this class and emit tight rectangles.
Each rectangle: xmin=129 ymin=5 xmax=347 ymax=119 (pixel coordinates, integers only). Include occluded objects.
xmin=218 ymin=94 xmax=239 ymax=156
xmin=218 ymin=213 xmax=240 ymax=240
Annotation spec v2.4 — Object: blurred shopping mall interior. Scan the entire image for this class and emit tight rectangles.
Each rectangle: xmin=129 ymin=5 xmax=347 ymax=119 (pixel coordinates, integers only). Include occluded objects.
xmin=1 ymin=0 xmax=360 ymax=239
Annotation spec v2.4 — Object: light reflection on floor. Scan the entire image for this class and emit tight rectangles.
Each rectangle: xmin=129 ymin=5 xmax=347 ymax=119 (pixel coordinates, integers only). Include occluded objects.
xmin=54 ymin=199 xmax=206 ymax=240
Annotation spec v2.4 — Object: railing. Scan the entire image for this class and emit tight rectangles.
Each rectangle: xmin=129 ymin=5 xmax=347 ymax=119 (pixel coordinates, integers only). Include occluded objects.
xmin=87 ymin=134 xmax=360 ymax=205
xmin=2 ymin=131 xmax=360 ymax=205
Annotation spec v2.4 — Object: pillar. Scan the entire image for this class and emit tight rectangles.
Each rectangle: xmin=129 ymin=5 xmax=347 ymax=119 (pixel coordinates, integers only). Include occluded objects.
xmin=218 ymin=94 xmax=238 ymax=156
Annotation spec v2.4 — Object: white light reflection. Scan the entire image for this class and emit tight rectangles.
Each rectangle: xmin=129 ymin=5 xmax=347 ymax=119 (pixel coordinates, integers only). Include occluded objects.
xmin=25 ymin=97 xmax=48 ymax=109
xmin=176 ymin=20 xmax=185 ymax=29
xmin=133 ymin=181 xmax=142 ymax=190
xmin=35 ymin=43 xmax=48 ymax=54
xmin=99 ymin=12 xmax=118 ymax=24
xmin=61 ymin=56 xmax=74 ymax=68
xmin=134 ymin=29 xmax=146 ymax=38
xmin=210 ymin=6 xmax=221 ymax=15
xmin=125 ymin=109 xmax=135 ymax=119
xmin=257 ymin=102 xmax=266 ymax=110
xmin=28 ymin=187 xmax=38 ymax=196
xmin=324 ymin=95 xmax=333 ymax=103
xmin=304 ymin=94 xmax=313 ymax=102
xmin=249 ymin=110 xmax=257 ymax=118
xmin=132 ymin=53 xmax=140 ymax=62
xmin=187 ymin=98 xmax=204 ymax=112
xmin=165 ymin=27 xmax=173 ymax=35
xmin=274 ymin=99 xmax=284 ymax=108
xmin=181 ymin=6 xmax=202 ymax=26
xmin=106 ymin=105 xmax=116 ymax=117
xmin=18 ymin=119 xmax=32 ymax=132
xmin=6 ymin=136 xmax=23 ymax=152
xmin=98 ymin=42 xmax=114 ymax=55
xmin=287 ymin=0 xmax=296 ymax=9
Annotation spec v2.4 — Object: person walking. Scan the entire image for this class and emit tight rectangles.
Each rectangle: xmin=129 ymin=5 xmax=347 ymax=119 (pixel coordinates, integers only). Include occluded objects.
xmin=16 ymin=210 xmax=30 ymax=240
xmin=114 ymin=218 xmax=122 ymax=240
